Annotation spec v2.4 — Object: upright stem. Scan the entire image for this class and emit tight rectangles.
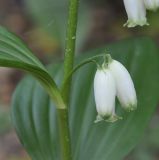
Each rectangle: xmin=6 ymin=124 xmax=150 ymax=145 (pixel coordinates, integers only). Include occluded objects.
xmin=57 ymin=108 xmax=72 ymax=160
xmin=58 ymin=0 xmax=79 ymax=160
xmin=62 ymin=0 xmax=79 ymax=105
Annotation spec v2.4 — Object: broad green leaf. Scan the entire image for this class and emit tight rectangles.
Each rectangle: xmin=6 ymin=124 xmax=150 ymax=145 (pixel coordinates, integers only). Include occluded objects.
xmin=11 ymin=37 xmax=159 ymax=160
xmin=0 ymin=26 xmax=65 ymax=109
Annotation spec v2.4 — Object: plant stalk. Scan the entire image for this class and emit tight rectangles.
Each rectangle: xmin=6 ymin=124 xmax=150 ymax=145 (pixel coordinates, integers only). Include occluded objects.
xmin=58 ymin=0 xmax=79 ymax=160
xmin=62 ymin=0 xmax=79 ymax=105
xmin=57 ymin=108 xmax=72 ymax=160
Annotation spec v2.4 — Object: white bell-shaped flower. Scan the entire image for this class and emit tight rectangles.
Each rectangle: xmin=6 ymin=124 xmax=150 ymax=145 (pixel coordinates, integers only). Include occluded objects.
xmin=94 ymin=67 xmax=121 ymax=123
xmin=123 ymin=0 xmax=148 ymax=27
xmin=109 ymin=60 xmax=137 ymax=111
xmin=144 ymin=0 xmax=159 ymax=10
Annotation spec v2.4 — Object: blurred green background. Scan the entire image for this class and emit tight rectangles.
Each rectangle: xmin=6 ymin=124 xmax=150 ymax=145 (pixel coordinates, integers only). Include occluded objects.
xmin=0 ymin=0 xmax=159 ymax=159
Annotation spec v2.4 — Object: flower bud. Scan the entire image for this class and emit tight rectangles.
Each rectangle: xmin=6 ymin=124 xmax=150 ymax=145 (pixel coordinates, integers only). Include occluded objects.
xmin=123 ymin=0 xmax=148 ymax=27
xmin=94 ymin=68 xmax=120 ymax=123
xmin=144 ymin=0 xmax=159 ymax=11
xmin=109 ymin=60 xmax=137 ymax=111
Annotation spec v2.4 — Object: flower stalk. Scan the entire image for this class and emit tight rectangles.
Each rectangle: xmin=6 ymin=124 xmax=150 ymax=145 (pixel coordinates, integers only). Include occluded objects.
xmin=58 ymin=0 xmax=79 ymax=159
xmin=62 ymin=0 xmax=80 ymax=105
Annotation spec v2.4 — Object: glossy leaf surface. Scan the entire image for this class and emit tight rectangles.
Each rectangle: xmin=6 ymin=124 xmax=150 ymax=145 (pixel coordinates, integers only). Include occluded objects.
xmin=12 ymin=37 xmax=159 ymax=160
xmin=0 ymin=26 xmax=65 ymax=109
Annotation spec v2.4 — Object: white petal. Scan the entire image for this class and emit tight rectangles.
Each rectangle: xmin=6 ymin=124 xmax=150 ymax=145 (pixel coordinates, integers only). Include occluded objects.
xmin=94 ymin=68 xmax=120 ymax=122
xmin=109 ymin=60 xmax=137 ymax=111
xmin=144 ymin=0 xmax=159 ymax=10
xmin=123 ymin=0 xmax=148 ymax=27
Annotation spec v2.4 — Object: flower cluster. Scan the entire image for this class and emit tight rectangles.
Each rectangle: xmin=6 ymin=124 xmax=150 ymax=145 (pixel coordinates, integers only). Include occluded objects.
xmin=94 ymin=55 xmax=137 ymax=123
xmin=123 ymin=0 xmax=159 ymax=27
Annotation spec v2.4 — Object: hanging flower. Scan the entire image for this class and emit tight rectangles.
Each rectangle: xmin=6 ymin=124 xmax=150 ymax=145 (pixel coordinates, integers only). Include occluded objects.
xmin=94 ymin=67 xmax=121 ymax=123
xmin=93 ymin=54 xmax=137 ymax=123
xmin=123 ymin=0 xmax=148 ymax=27
xmin=109 ymin=60 xmax=137 ymax=112
xmin=144 ymin=0 xmax=159 ymax=11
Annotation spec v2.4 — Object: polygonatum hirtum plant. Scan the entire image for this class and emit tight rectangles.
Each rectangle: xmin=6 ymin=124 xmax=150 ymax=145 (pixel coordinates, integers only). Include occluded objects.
xmin=0 ymin=0 xmax=159 ymax=160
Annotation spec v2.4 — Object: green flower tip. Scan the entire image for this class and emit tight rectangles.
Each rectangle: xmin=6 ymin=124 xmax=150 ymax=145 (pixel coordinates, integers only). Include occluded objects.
xmin=124 ymin=19 xmax=149 ymax=28
xmin=94 ymin=114 xmax=122 ymax=123
xmin=124 ymin=104 xmax=137 ymax=112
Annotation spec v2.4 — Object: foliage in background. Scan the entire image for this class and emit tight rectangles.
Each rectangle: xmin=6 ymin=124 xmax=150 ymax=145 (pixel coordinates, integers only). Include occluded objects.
xmin=0 ymin=107 xmax=11 ymax=134
xmin=11 ymin=36 xmax=159 ymax=160
xmin=24 ymin=0 xmax=159 ymax=52
xmin=24 ymin=0 xmax=90 ymax=52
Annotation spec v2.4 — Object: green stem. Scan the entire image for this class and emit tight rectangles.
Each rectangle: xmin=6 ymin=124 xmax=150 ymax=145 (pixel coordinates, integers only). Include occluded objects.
xmin=58 ymin=0 xmax=79 ymax=160
xmin=61 ymin=54 xmax=106 ymax=94
xmin=62 ymin=0 xmax=79 ymax=105
xmin=57 ymin=108 xmax=72 ymax=160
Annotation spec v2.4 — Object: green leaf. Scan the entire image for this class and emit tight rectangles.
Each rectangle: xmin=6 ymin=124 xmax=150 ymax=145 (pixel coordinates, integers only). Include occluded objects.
xmin=11 ymin=37 xmax=159 ymax=160
xmin=0 ymin=26 xmax=65 ymax=109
